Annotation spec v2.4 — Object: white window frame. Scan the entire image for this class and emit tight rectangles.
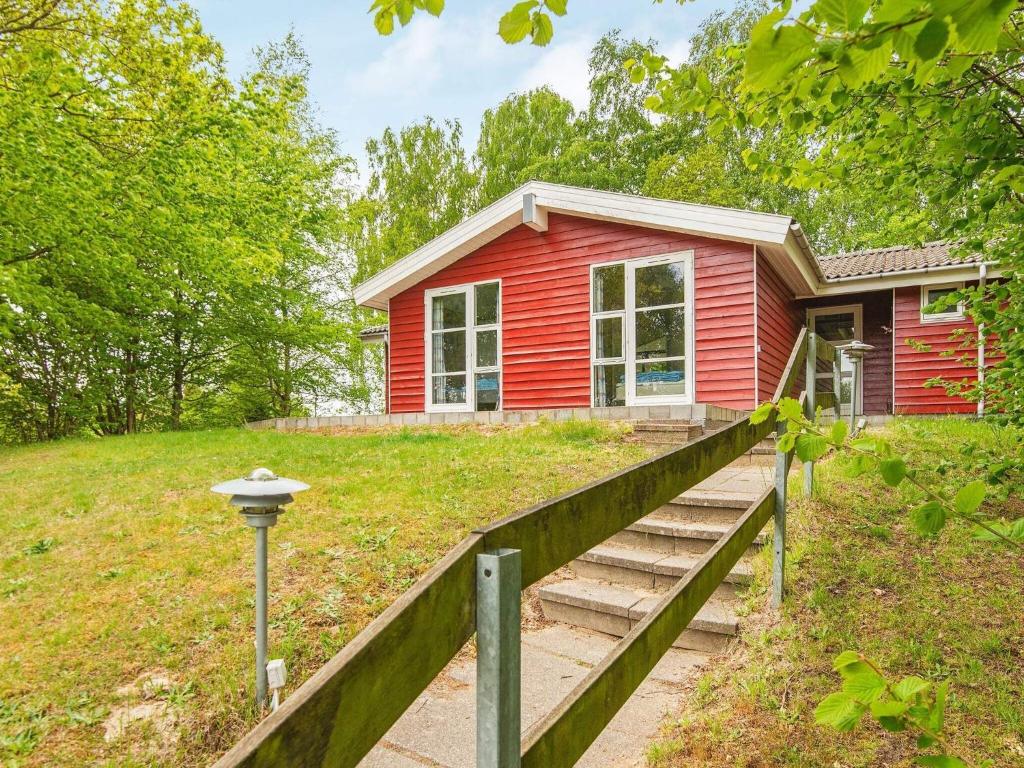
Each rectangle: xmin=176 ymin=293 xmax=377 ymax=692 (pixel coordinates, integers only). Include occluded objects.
xmin=807 ymin=303 xmax=864 ymax=414
xmin=920 ymin=281 xmax=965 ymax=323
xmin=423 ymin=280 xmax=502 ymax=413
xmin=589 ymin=251 xmax=696 ymax=408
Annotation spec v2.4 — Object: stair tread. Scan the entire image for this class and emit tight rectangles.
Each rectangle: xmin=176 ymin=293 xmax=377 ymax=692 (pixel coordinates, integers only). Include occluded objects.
xmin=578 ymin=544 xmax=753 ymax=583
xmin=539 ymin=579 xmax=739 ymax=635
xmin=629 ymin=516 xmax=766 ymax=544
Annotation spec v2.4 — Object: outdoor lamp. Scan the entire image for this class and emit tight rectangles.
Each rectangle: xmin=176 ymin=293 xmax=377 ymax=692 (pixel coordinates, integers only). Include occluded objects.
xmin=838 ymin=341 xmax=875 ymax=431
xmin=211 ymin=467 xmax=309 ymax=707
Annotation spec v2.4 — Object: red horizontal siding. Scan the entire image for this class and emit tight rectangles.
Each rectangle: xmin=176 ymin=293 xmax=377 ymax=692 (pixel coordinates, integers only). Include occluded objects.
xmin=755 ymin=250 xmax=801 ymax=403
xmin=893 ymin=286 xmax=978 ymax=414
xmin=387 ymin=213 xmax=757 ymax=412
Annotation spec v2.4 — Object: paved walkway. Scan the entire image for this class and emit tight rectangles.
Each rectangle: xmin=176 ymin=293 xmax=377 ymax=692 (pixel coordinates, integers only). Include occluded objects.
xmin=358 ymin=465 xmax=772 ymax=768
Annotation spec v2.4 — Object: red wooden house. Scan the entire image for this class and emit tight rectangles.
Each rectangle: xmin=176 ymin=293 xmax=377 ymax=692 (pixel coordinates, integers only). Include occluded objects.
xmin=355 ymin=183 xmax=994 ymax=419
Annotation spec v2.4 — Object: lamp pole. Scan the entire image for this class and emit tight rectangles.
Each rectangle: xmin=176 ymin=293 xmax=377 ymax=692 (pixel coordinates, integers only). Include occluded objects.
xmin=212 ymin=468 xmax=309 ymax=707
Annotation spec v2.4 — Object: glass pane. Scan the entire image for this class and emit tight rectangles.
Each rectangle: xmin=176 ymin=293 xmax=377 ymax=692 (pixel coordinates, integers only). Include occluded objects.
xmin=635 ymin=360 xmax=686 ymax=398
xmin=635 ymin=261 xmax=686 ymax=308
xmin=635 ymin=307 xmax=685 ymax=360
xmin=812 ymin=312 xmax=855 ymax=414
xmin=594 ymin=317 xmax=622 ymax=360
xmin=432 ymin=330 xmax=466 ymax=373
xmin=593 ymin=364 xmax=625 ymax=407
xmin=924 ymin=288 xmax=959 ymax=315
xmin=431 ymin=292 xmax=466 ymax=330
xmin=432 ymin=375 xmax=466 ymax=405
xmin=593 ymin=264 xmax=625 ymax=313
xmin=475 ymin=283 xmax=499 ymax=326
xmin=475 ymin=373 xmax=499 ymax=411
xmin=476 ymin=329 xmax=498 ymax=368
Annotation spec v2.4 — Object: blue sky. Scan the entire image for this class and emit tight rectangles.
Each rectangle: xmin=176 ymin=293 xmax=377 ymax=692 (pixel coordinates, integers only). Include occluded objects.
xmin=191 ymin=1 xmax=736 ymax=176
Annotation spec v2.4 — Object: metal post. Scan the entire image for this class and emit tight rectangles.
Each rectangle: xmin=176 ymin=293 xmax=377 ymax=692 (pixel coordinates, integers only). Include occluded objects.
xmin=848 ymin=354 xmax=859 ymax=432
xmin=772 ymin=417 xmax=788 ymax=610
xmin=255 ymin=523 xmax=269 ymax=707
xmin=833 ymin=358 xmax=842 ymax=420
xmin=477 ymin=549 xmax=521 ymax=768
xmin=804 ymin=332 xmax=816 ymax=497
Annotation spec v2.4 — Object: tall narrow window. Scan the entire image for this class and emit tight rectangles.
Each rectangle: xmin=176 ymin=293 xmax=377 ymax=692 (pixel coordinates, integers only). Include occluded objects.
xmin=592 ymin=264 xmax=626 ymax=407
xmin=426 ymin=281 xmax=501 ymax=411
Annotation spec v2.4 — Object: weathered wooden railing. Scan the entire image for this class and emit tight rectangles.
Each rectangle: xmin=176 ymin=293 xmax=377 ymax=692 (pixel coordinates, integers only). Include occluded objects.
xmin=215 ymin=329 xmax=839 ymax=768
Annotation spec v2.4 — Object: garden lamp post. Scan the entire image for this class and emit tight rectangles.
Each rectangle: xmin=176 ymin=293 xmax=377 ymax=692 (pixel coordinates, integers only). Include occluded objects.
xmin=211 ymin=468 xmax=309 ymax=707
xmin=839 ymin=341 xmax=875 ymax=431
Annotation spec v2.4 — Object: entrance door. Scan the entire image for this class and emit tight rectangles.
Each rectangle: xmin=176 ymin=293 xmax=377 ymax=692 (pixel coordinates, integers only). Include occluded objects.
xmin=807 ymin=305 xmax=863 ymax=415
xmin=625 ymin=253 xmax=694 ymax=405
xmin=425 ymin=282 xmax=501 ymax=412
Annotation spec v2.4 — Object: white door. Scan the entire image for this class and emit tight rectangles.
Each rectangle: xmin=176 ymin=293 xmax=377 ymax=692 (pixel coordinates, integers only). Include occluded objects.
xmin=807 ymin=305 xmax=863 ymax=415
xmin=625 ymin=253 xmax=695 ymax=406
xmin=425 ymin=282 xmax=501 ymax=412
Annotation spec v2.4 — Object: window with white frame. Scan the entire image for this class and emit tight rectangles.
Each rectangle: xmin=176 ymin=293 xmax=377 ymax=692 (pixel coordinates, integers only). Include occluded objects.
xmin=920 ymin=282 xmax=965 ymax=322
xmin=591 ymin=264 xmax=626 ymax=407
xmin=426 ymin=281 xmax=501 ymax=411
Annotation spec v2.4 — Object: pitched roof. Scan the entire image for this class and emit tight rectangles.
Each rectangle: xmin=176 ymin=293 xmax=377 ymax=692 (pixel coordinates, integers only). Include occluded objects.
xmin=358 ymin=324 xmax=388 ymax=339
xmin=818 ymin=241 xmax=983 ymax=279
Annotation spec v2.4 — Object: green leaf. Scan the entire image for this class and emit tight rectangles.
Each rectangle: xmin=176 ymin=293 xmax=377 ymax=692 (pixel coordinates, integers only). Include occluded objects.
xmin=423 ymin=0 xmax=444 ymax=16
xmin=846 ymin=454 xmax=875 ymax=478
xmin=891 ymin=675 xmax=929 ymax=701
xmin=778 ymin=397 xmax=804 ymax=422
xmin=929 ymin=679 xmax=949 ymax=732
xmin=870 ymin=699 xmax=909 ymax=718
xmin=915 ymin=757 xmax=968 ymax=768
xmin=531 ymin=12 xmax=553 ymax=46
xmin=374 ymin=10 xmax=395 ymax=35
xmin=914 ymin=17 xmax=949 ymax=61
xmin=953 ymin=480 xmax=985 ymax=515
xmin=815 ymin=691 xmax=867 ymax=731
xmin=498 ymin=1 xmax=537 ymax=43
xmin=947 ymin=0 xmax=1016 ymax=53
xmin=843 ymin=671 xmax=886 ymax=702
xmin=777 ymin=430 xmax=797 ymax=453
xmin=814 ymin=0 xmax=869 ymax=30
xmin=396 ymin=0 xmax=414 ymax=26
xmin=743 ymin=10 xmax=817 ymax=92
xmin=912 ymin=501 xmax=947 ymax=535
xmin=796 ymin=433 xmax=829 ymax=462
xmin=544 ymin=0 xmax=567 ymax=15
xmin=832 ymin=650 xmax=862 ymax=671
xmin=750 ymin=402 xmax=775 ymax=425
xmin=629 ymin=64 xmax=647 ymax=84
xmin=830 ymin=419 xmax=849 ymax=445
xmin=879 ymin=458 xmax=906 ymax=486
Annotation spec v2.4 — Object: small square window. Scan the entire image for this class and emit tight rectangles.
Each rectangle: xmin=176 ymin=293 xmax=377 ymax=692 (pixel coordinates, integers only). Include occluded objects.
xmin=920 ymin=283 xmax=965 ymax=322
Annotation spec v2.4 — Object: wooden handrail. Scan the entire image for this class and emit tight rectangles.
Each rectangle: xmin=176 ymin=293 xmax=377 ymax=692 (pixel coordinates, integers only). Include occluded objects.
xmin=214 ymin=329 xmax=815 ymax=768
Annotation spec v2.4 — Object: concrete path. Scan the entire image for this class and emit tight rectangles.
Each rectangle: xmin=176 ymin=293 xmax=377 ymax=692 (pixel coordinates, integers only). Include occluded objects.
xmin=357 ymin=466 xmax=772 ymax=768
xmin=358 ymin=623 xmax=707 ymax=768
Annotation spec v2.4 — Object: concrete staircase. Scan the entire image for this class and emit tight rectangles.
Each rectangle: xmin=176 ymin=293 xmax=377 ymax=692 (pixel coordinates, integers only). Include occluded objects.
xmin=539 ymin=480 xmax=768 ymax=653
xmin=626 ymin=420 xmax=703 ymax=448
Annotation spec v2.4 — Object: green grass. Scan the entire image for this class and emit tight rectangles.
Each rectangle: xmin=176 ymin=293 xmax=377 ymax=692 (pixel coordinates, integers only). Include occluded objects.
xmin=0 ymin=422 xmax=646 ymax=767
xmin=649 ymin=418 xmax=1024 ymax=767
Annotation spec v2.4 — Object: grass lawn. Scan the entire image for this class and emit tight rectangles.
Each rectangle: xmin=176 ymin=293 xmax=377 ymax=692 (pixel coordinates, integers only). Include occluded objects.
xmin=648 ymin=418 xmax=1024 ymax=767
xmin=0 ymin=421 xmax=646 ymax=767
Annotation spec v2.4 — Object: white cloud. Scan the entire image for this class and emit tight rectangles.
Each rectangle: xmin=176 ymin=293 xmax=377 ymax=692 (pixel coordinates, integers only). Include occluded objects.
xmin=515 ymin=36 xmax=593 ymax=110
xmin=662 ymin=37 xmax=691 ymax=67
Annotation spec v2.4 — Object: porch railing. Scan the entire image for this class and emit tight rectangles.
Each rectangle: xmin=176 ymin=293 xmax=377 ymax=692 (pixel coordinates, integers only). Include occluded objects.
xmin=214 ymin=329 xmax=840 ymax=768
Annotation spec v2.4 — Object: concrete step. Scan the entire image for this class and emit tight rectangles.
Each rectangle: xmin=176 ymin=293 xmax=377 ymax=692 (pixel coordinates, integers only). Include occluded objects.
xmin=539 ymin=579 xmax=739 ymax=653
xmin=632 ymin=422 xmax=702 ymax=434
xmin=610 ymin=515 xmax=766 ymax=555
xmin=571 ymin=544 xmax=752 ymax=597
xmin=654 ymin=493 xmax=755 ymax=525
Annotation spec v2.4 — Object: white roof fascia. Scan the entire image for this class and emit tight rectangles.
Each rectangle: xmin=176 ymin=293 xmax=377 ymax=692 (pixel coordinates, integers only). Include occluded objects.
xmin=799 ymin=262 xmax=1000 ymax=298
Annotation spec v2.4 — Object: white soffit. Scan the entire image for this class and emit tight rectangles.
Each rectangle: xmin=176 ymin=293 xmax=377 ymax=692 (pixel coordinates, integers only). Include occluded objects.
xmin=353 ymin=181 xmax=814 ymax=310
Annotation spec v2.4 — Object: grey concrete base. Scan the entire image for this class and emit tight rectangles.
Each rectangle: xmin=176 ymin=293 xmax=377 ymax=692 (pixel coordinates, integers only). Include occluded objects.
xmin=357 ymin=624 xmax=707 ymax=768
xmin=247 ymin=403 xmax=746 ymax=431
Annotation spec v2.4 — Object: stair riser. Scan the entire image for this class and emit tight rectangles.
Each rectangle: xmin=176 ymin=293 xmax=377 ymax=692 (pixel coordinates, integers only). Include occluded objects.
xmin=541 ymin=600 xmax=732 ymax=653
xmin=570 ymin=559 xmax=741 ymax=600
xmin=729 ymin=454 xmax=775 ymax=467
xmin=609 ymin=528 xmax=762 ymax=556
xmin=654 ymin=502 xmax=748 ymax=525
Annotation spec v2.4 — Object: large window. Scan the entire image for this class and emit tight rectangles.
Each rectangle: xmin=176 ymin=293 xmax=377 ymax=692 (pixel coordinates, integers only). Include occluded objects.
xmin=591 ymin=253 xmax=694 ymax=408
xmin=426 ymin=281 xmax=501 ymax=411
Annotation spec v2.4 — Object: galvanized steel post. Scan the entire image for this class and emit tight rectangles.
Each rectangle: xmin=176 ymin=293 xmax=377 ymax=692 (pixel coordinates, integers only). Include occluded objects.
xmin=772 ymin=417 xmax=788 ymax=610
xmin=804 ymin=332 xmax=816 ymax=497
xmin=254 ymin=523 xmax=269 ymax=705
xmin=476 ymin=548 xmax=522 ymax=768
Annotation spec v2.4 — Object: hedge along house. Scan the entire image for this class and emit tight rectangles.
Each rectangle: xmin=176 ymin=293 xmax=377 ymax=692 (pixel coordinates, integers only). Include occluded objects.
xmin=354 ymin=182 xmax=995 ymax=421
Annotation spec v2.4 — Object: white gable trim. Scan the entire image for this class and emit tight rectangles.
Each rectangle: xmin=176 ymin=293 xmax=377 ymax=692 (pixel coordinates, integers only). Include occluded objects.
xmin=354 ymin=181 xmax=816 ymax=310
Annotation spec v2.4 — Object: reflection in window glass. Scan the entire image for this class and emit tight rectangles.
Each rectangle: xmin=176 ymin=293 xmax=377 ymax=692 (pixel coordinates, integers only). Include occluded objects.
xmin=432 ymin=375 xmax=467 ymax=404
xmin=476 ymin=329 xmax=498 ymax=368
xmin=593 ymin=364 xmax=626 ymax=407
xmin=431 ymin=293 xmax=466 ymax=330
xmin=475 ymin=373 xmax=499 ymax=411
xmin=475 ymin=282 xmax=499 ymax=325
xmin=923 ymin=287 xmax=961 ymax=317
xmin=634 ymin=307 xmax=686 ymax=360
xmin=431 ymin=330 xmax=466 ymax=373
xmin=635 ymin=360 xmax=686 ymax=398
xmin=593 ymin=264 xmax=625 ymax=312
xmin=635 ymin=262 xmax=686 ymax=308
xmin=594 ymin=317 xmax=623 ymax=360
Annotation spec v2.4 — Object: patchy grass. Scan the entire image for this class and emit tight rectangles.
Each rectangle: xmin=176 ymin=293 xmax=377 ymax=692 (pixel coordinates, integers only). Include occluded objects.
xmin=0 ymin=421 xmax=645 ymax=767
xmin=649 ymin=418 xmax=1024 ymax=767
